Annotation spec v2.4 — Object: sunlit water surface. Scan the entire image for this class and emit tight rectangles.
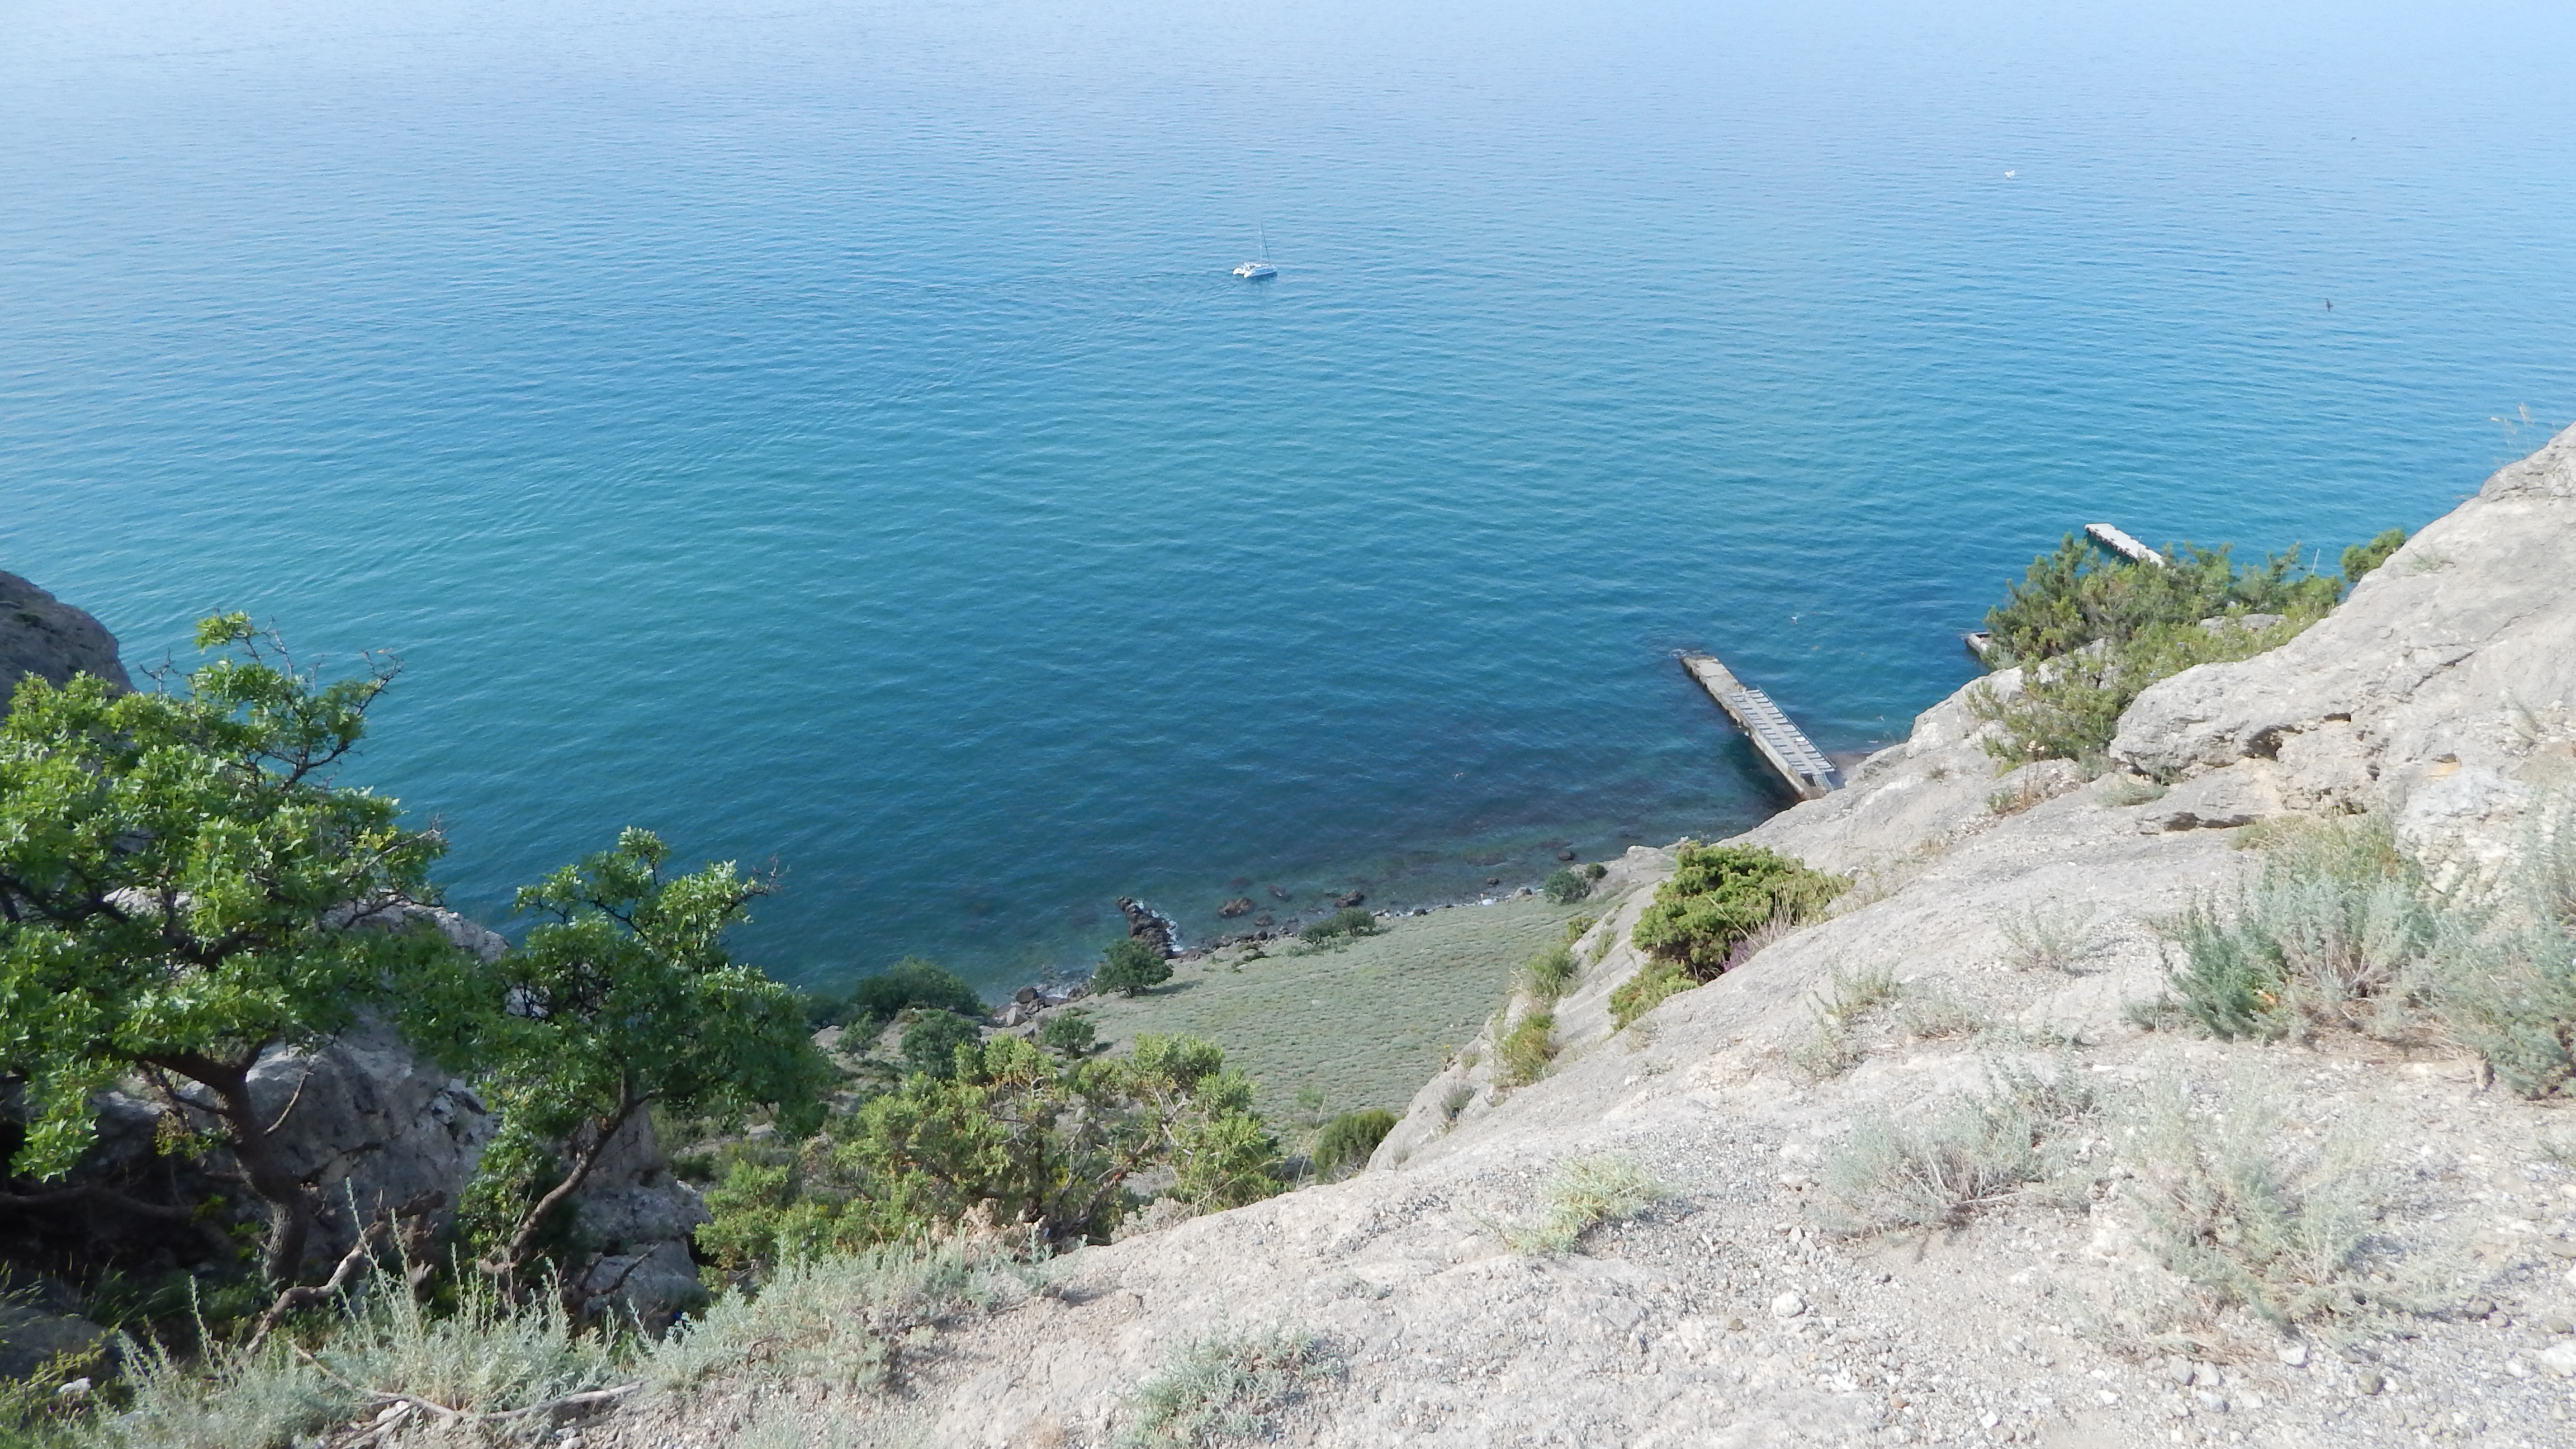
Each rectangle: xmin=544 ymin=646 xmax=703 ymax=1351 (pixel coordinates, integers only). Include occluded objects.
xmin=4 ymin=0 xmax=2572 ymax=993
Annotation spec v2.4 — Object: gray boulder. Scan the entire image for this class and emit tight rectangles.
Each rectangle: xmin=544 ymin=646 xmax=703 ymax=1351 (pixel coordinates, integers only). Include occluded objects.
xmin=0 ymin=571 xmax=130 ymax=714
xmin=0 ymin=1303 xmax=107 ymax=1380
xmin=242 ymin=1016 xmax=498 ymax=1273
xmin=564 ymin=1112 xmax=710 ymax=1322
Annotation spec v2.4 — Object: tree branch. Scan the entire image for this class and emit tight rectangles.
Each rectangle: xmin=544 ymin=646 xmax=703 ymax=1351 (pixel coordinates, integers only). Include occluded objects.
xmin=488 ymin=1092 xmax=646 ymax=1284
xmin=247 ymin=1218 xmax=387 ymax=1349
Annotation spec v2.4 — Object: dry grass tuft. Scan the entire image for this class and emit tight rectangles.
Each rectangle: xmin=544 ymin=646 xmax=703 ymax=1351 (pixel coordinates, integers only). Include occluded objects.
xmin=1500 ymin=1155 xmax=1670 ymax=1255
xmin=1117 ymin=1324 xmax=1341 ymax=1448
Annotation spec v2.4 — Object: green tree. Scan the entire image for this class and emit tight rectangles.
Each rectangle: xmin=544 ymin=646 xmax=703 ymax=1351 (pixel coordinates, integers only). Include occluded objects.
xmin=0 ymin=616 xmax=467 ymax=1281
xmin=1542 ymin=868 xmax=1592 ymax=905
xmin=1035 ymin=1010 xmax=1098 ymax=1058
xmin=439 ymin=828 xmax=831 ymax=1287
xmin=694 ymin=1033 xmax=1279 ymax=1267
xmin=2341 ymin=528 xmax=2408 ymax=583
xmin=1095 ymin=936 xmax=1171 ymax=996
xmin=822 ymin=956 xmax=984 ymax=1030
xmin=1629 ymin=844 xmax=1848 ymax=980
xmin=900 ymin=1010 xmax=982 ymax=1079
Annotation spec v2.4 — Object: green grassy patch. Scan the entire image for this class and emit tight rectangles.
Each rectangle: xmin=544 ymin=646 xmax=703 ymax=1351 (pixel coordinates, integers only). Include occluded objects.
xmin=1076 ymin=897 xmax=1588 ymax=1121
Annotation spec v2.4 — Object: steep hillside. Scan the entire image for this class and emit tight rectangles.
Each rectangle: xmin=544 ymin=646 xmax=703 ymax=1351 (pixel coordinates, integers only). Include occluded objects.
xmin=622 ymin=425 xmax=2576 ymax=1447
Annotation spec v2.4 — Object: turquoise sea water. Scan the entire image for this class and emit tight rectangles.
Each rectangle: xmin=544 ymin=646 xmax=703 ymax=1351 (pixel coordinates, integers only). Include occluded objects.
xmin=4 ymin=0 xmax=2572 ymax=995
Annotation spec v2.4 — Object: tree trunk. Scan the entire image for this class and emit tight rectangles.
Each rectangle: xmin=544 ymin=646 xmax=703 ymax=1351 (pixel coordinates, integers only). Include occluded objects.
xmin=492 ymin=1091 xmax=641 ymax=1285
xmin=157 ymin=1052 xmax=319 ymax=1283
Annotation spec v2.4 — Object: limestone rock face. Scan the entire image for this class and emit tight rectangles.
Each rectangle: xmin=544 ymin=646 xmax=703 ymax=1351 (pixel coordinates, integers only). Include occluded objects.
xmin=565 ymin=1113 xmax=711 ymax=1322
xmin=2112 ymin=421 xmax=2576 ymax=872
xmin=0 ymin=571 xmax=130 ymax=713
xmin=242 ymin=1017 xmax=498 ymax=1272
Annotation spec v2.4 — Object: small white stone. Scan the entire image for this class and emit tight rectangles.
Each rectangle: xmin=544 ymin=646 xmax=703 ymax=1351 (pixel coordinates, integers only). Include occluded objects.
xmin=2193 ymin=1389 xmax=2229 ymax=1414
xmin=2539 ymin=1342 xmax=2576 ymax=1377
xmin=53 ymin=1379 xmax=90 ymax=1400
xmin=1770 ymin=1291 xmax=1807 ymax=1319
xmin=2276 ymin=1343 xmax=2309 ymax=1367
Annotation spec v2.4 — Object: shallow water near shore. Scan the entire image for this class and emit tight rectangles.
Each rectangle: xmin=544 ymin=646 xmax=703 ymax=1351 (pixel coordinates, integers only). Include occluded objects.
xmin=4 ymin=0 xmax=2573 ymax=996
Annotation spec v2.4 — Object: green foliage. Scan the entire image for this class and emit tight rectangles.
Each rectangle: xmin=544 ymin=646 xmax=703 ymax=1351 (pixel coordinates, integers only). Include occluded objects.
xmin=2162 ymin=816 xmax=2432 ymax=1041
xmin=2340 ymin=528 xmax=2408 ymax=582
xmin=0 ymin=615 xmax=469 ymax=1278
xmin=1522 ymin=941 xmax=1576 ymax=1005
xmin=1036 ymin=1010 xmax=1098 ymax=1059
xmin=1497 ymin=1011 xmax=1557 ymax=1086
xmin=1296 ymin=908 xmax=1381 ymax=947
xmin=1983 ymin=536 xmax=2340 ymax=667
xmin=1608 ymin=959 xmax=1693 ymax=1030
xmin=1971 ymin=613 xmax=2314 ymax=765
xmin=1969 ymin=534 xmax=2376 ymax=764
xmin=693 ymin=1033 xmax=1280 ymax=1268
xmin=1541 ymin=868 xmax=1591 ymax=905
xmin=431 ymin=827 xmax=831 ymax=1283
xmin=899 ymin=1011 xmax=983 ymax=1080
xmin=1628 ymin=844 xmax=1848 ymax=981
xmin=1583 ymin=862 xmax=1608 ymax=882
xmin=814 ymin=957 xmax=984 ymax=1031
xmin=1308 ymin=1109 xmax=1396 ymax=1177
xmin=1500 ymin=1154 xmax=1668 ymax=1255
xmin=1117 ymin=1324 xmax=1340 ymax=1449
xmin=1097 ymin=936 xmax=1174 ymax=996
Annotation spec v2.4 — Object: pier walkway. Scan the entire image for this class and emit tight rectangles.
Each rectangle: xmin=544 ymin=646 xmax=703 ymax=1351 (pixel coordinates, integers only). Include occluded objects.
xmin=1678 ymin=652 xmax=1840 ymax=801
xmin=2085 ymin=522 xmax=2162 ymax=566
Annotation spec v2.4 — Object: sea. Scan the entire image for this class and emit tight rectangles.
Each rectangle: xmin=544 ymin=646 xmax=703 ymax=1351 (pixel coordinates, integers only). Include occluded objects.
xmin=4 ymin=0 xmax=2572 ymax=997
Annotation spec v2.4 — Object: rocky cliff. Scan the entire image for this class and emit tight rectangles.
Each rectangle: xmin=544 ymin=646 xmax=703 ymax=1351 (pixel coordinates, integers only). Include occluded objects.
xmin=0 ymin=571 xmax=129 ymax=712
xmin=596 ymin=424 xmax=2576 ymax=1447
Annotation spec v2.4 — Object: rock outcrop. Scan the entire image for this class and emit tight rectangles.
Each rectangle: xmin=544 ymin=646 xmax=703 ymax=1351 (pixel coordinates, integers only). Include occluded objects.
xmin=586 ymin=423 xmax=2576 ymax=1448
xmin=0 ymin=571 xmax=130 ymax=712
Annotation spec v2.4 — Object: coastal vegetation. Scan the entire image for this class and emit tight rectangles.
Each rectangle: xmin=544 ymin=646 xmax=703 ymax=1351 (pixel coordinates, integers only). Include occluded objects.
xmin=694 ymin=1033 xmax=1281 ymax=1271
xmin=1613 ymin=844 xmax=1848 ymax=1027
xmin=0 ymin=618 xmax=1292 ymax=1445
xmin=1542 ymin=863 xmax=1604 ymax=905
xmin=1296 ymin=907 xmax=1382 ymax=948
xmin=1308 ymin=1109 xmax=1396 ymax=1178
xmin=1968 ymin=531 xmax=2406 ymax=766
xmin=1498 ymin=1154 xmax=1667 ymax=1256
xmin=1097 ymin=936 xmax=1176 ymax=996
xmin=806 ymin=956 xmax=985 ymax=1031
xmin=2148 ymin=790 xmax=2576 ymax=1099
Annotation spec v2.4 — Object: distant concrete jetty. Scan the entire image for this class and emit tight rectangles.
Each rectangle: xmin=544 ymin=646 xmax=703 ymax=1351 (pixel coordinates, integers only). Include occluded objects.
xmin=1677 ymin=652 xmax=1840 ymax=801
xmin=2085 ymin=522 xmax=2162 ymax=566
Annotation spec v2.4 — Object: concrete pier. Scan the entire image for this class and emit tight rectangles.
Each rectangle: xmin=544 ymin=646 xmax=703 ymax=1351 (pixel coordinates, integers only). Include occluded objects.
xmin=2085 ymin=522 xmax=2162 ymax=566
xmin=1677 ymin=652 xmax=1840 ymax=801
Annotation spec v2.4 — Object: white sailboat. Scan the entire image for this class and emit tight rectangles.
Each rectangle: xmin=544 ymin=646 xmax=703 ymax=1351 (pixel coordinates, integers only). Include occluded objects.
xmin=1233 ymin=224 xmax=1276 ymax=280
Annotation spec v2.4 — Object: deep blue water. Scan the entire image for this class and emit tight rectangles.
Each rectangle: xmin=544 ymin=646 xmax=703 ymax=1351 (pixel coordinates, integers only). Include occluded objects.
xmin=4 ymin=0 xmax=2572 ymax=995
